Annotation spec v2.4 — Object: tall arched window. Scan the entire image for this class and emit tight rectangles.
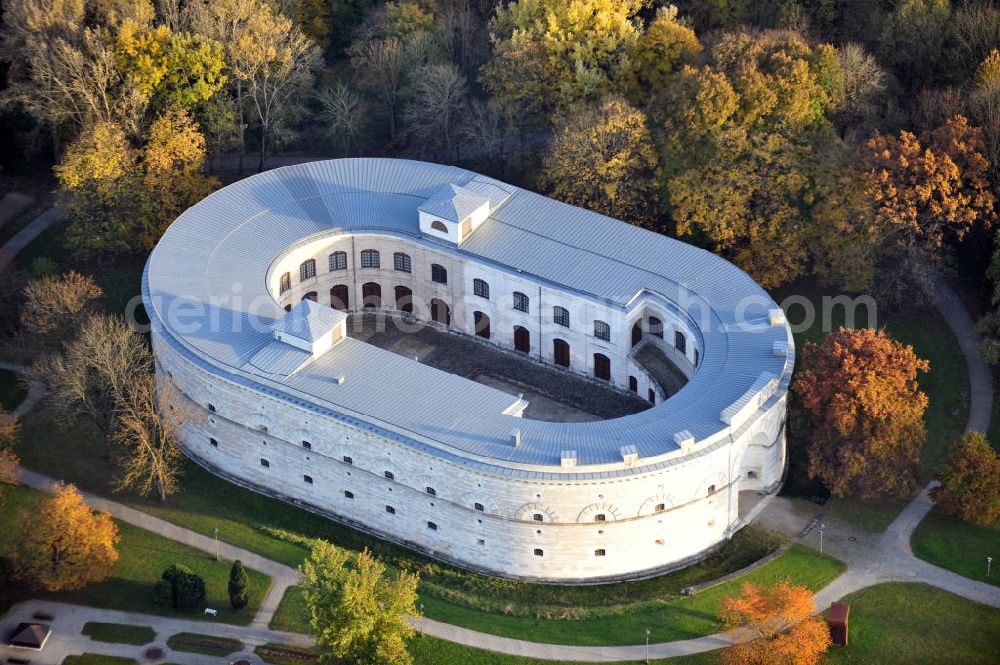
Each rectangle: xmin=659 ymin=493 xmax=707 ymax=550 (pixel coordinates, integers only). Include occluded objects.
xmin=393 ymin=252 xmax=411 ymax=272
xmin=513 ymin=291 xmax=529 ymax=313
xmin=628 ymin=375 xmax=638 ymax=392
xmin=329 ymin=251 xmax=347 ymax=271
xmin=593 ymin=353 xmax=611 ymax=380
xmin=553 ymin=306 xmax=569 ymax=327
xmin=473 ymin=311 xmax=491 ymax=339
xmin=675 ymin=330 xmax=687 ymax=354
xmin=431 ymin=263 xmax=448 ymax=284
xmin=302 ymin=291 xmax=318 ymax=302
xmin=473 ymin=278 xmax=490 ymax=299
xmin=279 ymin=272 xmax=291 ymax=294
xmin=362 ymin=282 xmax=381 ymax=308
xmin=513 ymin=326 xmax=530 ymax=353
xmin=299 ymin=259 xmax=316 ymax=281
xmin=330 ymin=285 xmax=349 ymax=310
xmin=648 ymin=316 xmax=663 ymax=338
xmin=361 ymin=249 xmax=380 ymax=269
xmin=553 ymin=339 xmax=570 ymax=367
xmin=594 ymin=320 xmax=611 ymax=341
xmin=431 ymin=298 xmax=450 ymax=325
xmin=394 ymin=285 xmax=413 ymax=313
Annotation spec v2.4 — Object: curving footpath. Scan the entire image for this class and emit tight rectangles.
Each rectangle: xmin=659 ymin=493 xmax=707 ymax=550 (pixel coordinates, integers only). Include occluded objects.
xmin=0 ymin=204 xmax=997 ymax=661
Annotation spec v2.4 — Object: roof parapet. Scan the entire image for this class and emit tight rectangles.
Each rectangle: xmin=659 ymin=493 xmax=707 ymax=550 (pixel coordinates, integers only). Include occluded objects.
xmin=673 ymin=430 xmax=694 ymax=454
xmin=619 ymin=444 xmax=639 ymax=467
xmin=720 ymin=372 xmax=779 ymax=428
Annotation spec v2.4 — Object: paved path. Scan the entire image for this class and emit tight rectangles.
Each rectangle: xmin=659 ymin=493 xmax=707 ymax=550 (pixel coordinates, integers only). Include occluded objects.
xmin=0 ymin=599 xmax=311 ymax=665
xmin=0 ymin=205 xmax=62 ymax=270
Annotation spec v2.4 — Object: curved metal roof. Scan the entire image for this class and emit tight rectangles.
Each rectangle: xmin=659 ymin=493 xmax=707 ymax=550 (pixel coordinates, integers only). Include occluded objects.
xmin=143 ymin=158 xmax=794 ymax=475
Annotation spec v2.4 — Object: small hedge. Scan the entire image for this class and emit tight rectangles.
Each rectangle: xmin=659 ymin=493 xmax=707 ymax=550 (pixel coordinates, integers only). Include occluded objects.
xmin=165 ymin=632 xmax=243 ymax=656
xmin=81 ymin=622 xmax=155 ymax=646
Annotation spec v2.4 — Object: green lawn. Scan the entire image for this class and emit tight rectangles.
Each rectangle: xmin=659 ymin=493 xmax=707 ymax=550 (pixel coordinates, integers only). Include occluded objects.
xmin=823 ymin=583 xmax=1000 ymax=664
xmin=911 ymin=509 xmax=1000 ymax=587
xmin=0 ymin=368 xmax=27 ymax=411
xmin=166 ymin=631 xmax=244 ymax=656
xmin=0 ymin=485 xmax=270 ymax=625
xmin=273 ymin=544 xmax=843 ymax=646
xmin=62 ymin=656 xmax=138 ymax=665
xmin=12 ymin=398 xmax=799 ymax=640
xmin=775 ymin=279 xmax=970 ymax=532
xmin=81 ymin=622 xmax=155 ymax=645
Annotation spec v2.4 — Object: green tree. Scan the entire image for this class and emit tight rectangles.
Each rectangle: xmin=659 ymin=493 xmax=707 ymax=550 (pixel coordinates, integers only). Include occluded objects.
xmin=162 ymin=563 xmax=206 ymax=611
xmin=228 ymin=560 xmax=250 ymax=610
xmin=932 ymin=432 xmax=1000 ymax=525
xmin=538 ymin=96 xmax=660 ymax=229
xmin=300 ymin=542 xmax=419 ymax=665
xmin=879 ymin=0 xmax=951 ymax=91
xmin=670 ymin=129 xmax=813 ymax=288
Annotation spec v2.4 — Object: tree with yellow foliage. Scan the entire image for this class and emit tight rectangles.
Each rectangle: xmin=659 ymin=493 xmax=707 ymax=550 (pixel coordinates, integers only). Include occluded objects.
xmin=480 ymin=0 xmax=647 ymax=122
xmin=538 ymin=96 xmax=660 ymax=229
xmin=300 ymin=542 xmax=419 ymax=665
xmin=13 ymin=483 xmax=119 ymax=591
xmin=720 ymin=579 xmax=831 ymax=665
xmin=670 ymin=129 xmax=814 ymax=288
xmin=0 ymin=410 xmax=19 ymax=492
xmin=631 ymin=5 xmax=701 ymax=98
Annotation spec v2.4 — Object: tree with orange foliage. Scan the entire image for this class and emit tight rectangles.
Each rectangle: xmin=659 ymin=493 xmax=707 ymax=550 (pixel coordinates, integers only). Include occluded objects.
xmin=20 ymin=271 xmax=103 ymax=341
xmin=0 ymin=408 xmax=19 ymax=491
xmin=13 ymin=483 xmax=119 ymax=591
xmin=794 ymin=327 xmax=928 ymax=500
xmin=861 ymin=115 xmax=996 ymax=255
xmin=720 ymin=579 xmax=831 ymax=665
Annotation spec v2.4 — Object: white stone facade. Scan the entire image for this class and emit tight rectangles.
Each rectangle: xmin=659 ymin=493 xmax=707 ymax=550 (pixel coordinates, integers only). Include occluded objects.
xmin=144 ymin=159 xmax=792 ymax=583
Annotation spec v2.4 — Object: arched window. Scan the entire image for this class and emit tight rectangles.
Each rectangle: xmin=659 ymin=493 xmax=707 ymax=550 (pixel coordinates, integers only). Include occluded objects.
xmin=648 ymin=389 xmax=656 ymax=404
xmin=655 ymin=503 xmax=666 ymax=513
xmin=362 ymin=282 xmax=381 ymax=308
xmin=344 ymin=490 xmax=354 ymax=499
xmin=284 ymin=304 xmax=292 ymax=312
xmin=532 ymin=513 xmax=544 ymax=522
xmin=384 ymin=470 xmax=395 ymax=480
xmin=513 ymin=291 xmax=529 ymax=312
xmin=675 ymin=330 xmax=687 ymax=354
xmin=331 ymin=285 xmax=349 ymax=310
xmin=513 ymin=326 xmax=530 ymax=353
xmin=595 ymin=549 xmax=606 ymax=557
xmin=628 ymin=376 xmax=638 ymax=392
xmin=303 ymin=475 xmax=313 ymax=484
xmin=431 ymin=263 xmax=447 ymax=284
xmin=431 ymin=220 xmax=449 ymax=233
xmin=553 ymin=338 xmax=570 ymax=367
xmin=474 ymin=502 xmax=484 ymax=511
xmin=342 ymin=455 xmax=353 ymax=465
xmin=279 ymin=272 xmax=291 ymax=294
xmin=395 ymin=285 xmax=413 ymax=313
xmin=361 ymin=249 xmax=380 ymax=268
xmin=329 ymin=251 xmax=347 ymax=271
xmin=648 ymin=316 xmax=663 ymax=338
xmin=594 ymin=320 xmax=611 ymax=341
xmin=594 ymin=514 xmax=606 ymax=522
xmin=301 ymin=441 xmax=311 ymax=450
xmin=431 ymin=298 xmax=450 ymax=325
xmin=594 ymin=353 xmax=611 ymax=381
xmin=534 ymin=548 xmax=544 ymax=557
xmin=707 ymin=484 xmax=716 ymax=495
xmin=473 ymin=311 xmax=491 ymax=339
xmin=302 ymin=291 xmax=318 ymax=302
xmin=393 ymin=252 xmax=411 ymax=272
xmin=631 ymin=321 xmax=642 ymax=347
xmin=385 ymin=505 xmax=396 ymax=514
xmin=427 ymin=521 xmax=438 ymax=530
xmin=299 ymin=259 xmax=316 ymax=281
xmin=426 ymin=487 xmax=437 ymax=496
xmin=553 ymin=306 xmax=570 ymax=327
xmin=473 ymin=278 xmax=490 ymax=299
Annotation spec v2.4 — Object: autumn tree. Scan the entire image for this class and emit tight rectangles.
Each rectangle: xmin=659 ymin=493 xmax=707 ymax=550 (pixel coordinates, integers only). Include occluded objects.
xmin=480 ymin=0 xmax=646 ymax=122
xmin=316 ymin=83 xmax=365 ymax=155
xmin=931 ymin=432 xmax=1000 ymax=525
xmin=630 ymin=5 xmax=701 ymax=99
xmin=0 ymin=410 xmax=19 ymax=490
xmin=967 ymin=50 xmax=1000 ymax=187
xmin=979 ymin=229 xmax=1000 ymax=364
xmin=28 ymin=314 xmax=152 ymax=461
xmin=861 ymin=116 xmax=996 ymax=258
xmin=300 ymin=542 xmax=419 ymax=665
xmin=114 ymin=375 xmax=191 ymax=502
xmin=20 ymin=271 xmax=103 ymax=345
xmin=708 ymin=29 xmax=838 ymax=135
xmin=538 ymin=96 xmax=660 ymax=229
xmin=401 ymin=63 xmax=468 ymax=158
xmin=720 ymin=579 xmax=831 ymax=665
xmin=670 ymin=129 xmax=813 ymax=288
xmin=13 ymin=483 xmax=119 ymax=591
xmin=794 ymin=327 xmax=928 ymax=500
xmin=830 ymin=43 xmax=887 ymax=138
xmin=879 ymin=0 xmax=951 ymax=91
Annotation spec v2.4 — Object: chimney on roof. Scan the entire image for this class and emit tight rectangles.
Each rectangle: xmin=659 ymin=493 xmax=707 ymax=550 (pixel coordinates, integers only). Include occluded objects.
xmin=510 ymin=428 xmax=522 ymax=447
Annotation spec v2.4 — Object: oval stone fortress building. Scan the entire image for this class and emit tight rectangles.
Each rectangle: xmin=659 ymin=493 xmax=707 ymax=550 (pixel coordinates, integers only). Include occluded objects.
xmin=143 ymin=158 xmax=793 ymax=583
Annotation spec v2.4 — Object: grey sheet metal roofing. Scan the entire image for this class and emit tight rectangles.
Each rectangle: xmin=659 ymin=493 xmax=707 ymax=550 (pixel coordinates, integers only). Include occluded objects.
xmin=143 ymin=158 xmax=794 ymax=474
xmin=273 ymin=299 xmax=345 ymax=342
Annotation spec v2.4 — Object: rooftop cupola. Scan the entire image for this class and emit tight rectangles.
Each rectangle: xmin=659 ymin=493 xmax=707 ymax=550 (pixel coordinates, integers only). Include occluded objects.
xmin=418 ymin=182 xmax=491 ymax=245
